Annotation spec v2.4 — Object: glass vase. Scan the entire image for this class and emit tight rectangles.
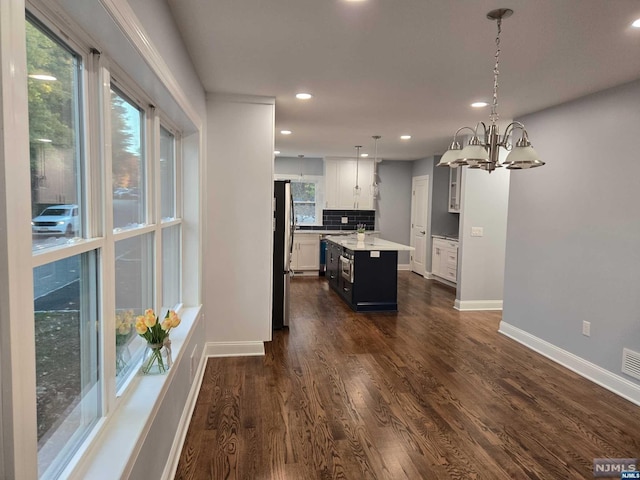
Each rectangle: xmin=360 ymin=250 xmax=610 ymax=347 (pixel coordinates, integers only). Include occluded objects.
xmin=116 ymin=344 xmax=131 ymax=376
xmin=141 ymin=339 xmax=172 ymax=375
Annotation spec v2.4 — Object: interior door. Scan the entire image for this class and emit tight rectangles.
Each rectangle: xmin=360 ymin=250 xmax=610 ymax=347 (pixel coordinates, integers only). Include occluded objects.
xmin=410 ymin=175 xmax=429 ymax=277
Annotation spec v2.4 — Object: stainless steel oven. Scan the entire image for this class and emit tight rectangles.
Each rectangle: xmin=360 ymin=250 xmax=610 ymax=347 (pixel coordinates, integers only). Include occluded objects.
xmin=339 ymin=252 xmax=354 ymax=283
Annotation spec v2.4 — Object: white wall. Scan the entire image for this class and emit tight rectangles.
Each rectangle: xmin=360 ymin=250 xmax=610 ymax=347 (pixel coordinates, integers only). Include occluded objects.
xmin=456 ymin=162 xmax=510 ymax=310
xmin=501 ymin=80 xmax=640 ymax=399
xmin=205 ymin=94 xmax=275 ymax=348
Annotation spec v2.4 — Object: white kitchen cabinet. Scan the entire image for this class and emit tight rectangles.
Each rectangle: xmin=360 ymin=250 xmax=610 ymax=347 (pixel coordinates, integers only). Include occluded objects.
xmin=432 ymin=237 xmax=458 ymax=284
xmin=291 ymin=233 xmax=320 ymax=272
xmin=325 ymin=158 xmax=374 ymax=210
xmin=448 ymin=167 xmax=461 ymax=213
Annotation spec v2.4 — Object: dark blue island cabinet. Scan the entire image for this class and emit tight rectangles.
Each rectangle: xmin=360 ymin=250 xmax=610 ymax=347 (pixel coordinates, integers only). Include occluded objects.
xmin=326 ymin=238 xmax=404 ymax=312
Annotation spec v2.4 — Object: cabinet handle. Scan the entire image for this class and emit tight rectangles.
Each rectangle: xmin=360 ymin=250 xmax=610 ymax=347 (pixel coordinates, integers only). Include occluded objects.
xmin=343 ymin=287 xmax=350 ymax=293
xmin=330 ymin=275 xmax=335 ymax=279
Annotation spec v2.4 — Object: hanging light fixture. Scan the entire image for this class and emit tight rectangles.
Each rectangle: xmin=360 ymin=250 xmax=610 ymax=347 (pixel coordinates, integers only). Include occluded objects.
xmin=297 ymin=154 xmax=304 ymax=180
xmin=437 ymin=8 xmax=544 ymax=172
xmin=354 ymin=145 xmax=362 ymax=202
xmin=371 ymin=135 xmax=381 ymax=199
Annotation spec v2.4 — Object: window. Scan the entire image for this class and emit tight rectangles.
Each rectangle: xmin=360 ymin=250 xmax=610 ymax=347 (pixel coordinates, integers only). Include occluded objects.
xmin=34 ymin=253 xmax=100 ymax=479
xmin=27 ymin=17 xmax=99 ymax=478
xmin=162 ymin=224 xmax=181 ymax=310
xmin=291 ymin=180 xmax=318 ymax=225
xmin=19 ymin=5 xmax=190 ymax=478
xmin=27 ymin=17 xmax=83 ymax=251
xmin=111 ymin=87 xmax=145 ymax=230
xmin=114 ymin=234 xmax=154 ymax=388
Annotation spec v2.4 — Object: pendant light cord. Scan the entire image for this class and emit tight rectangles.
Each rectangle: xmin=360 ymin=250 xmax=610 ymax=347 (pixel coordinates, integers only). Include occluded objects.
xmin=490 ymin=17 xmax=502 ymax=125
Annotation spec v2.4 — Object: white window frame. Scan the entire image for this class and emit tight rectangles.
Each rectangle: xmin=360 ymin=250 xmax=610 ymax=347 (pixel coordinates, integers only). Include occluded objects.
xmin=274 ymin=174 xmax=324 ymax=226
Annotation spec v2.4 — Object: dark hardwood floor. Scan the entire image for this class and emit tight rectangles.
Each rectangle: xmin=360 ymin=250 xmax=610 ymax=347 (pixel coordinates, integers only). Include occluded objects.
xmin=175 ymin=272 xmax=640 ymax=479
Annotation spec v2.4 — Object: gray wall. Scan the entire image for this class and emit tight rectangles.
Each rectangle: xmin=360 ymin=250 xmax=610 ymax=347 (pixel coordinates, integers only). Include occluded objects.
xmin=502 ymin=79 xmax=640 ymax=386
xmin=376 ymin=161 xmax=413 ymax=264
xmin=275 ymin=157 xmax=323 ymax=176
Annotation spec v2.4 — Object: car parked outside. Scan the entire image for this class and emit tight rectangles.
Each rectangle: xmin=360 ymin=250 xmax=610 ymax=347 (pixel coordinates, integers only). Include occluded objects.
xmin=32 ymin=204 xmax=79 ymax=237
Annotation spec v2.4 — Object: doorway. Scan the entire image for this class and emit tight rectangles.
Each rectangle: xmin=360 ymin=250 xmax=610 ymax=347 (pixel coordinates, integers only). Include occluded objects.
xmin=410 ymin=175 xmax=429 ymax=277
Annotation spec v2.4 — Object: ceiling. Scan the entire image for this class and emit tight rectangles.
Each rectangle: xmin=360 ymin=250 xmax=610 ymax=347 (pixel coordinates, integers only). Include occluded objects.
xmin=167 ymin=0 xmax=640 ymax=161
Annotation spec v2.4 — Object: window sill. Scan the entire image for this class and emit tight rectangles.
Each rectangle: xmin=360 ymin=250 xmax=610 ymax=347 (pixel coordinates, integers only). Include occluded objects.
xmin=63 ymin=305 xmax=202 ymax=480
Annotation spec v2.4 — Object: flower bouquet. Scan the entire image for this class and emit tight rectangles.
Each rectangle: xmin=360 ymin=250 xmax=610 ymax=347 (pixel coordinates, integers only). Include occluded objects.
xmin=356 ymin=223 xmax=366 ymax=242
xmin=136 ymin=309 xmax=181 ymax=374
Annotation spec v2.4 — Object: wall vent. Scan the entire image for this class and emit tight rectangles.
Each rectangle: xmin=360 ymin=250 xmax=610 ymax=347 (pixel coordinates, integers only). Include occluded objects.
xmin=621 ymin=348 xmax=640 ymax=381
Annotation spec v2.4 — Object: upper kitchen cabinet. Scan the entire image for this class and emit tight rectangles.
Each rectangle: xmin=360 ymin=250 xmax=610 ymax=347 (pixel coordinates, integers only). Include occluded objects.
xmin=325 ymin=158 xmax=375 ymax=210
xmin=448 ymin=167 xmax=462 ymax=213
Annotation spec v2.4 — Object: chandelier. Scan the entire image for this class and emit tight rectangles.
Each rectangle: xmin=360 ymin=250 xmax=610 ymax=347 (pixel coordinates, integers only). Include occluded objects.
xmin=437 ymin=8 xmax=545 ymax=172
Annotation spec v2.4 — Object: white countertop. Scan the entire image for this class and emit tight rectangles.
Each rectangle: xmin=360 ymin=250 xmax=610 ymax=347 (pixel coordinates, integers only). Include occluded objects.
xmin=432 ymin=234 xmax=459 ymax=242
xmin=326 ymin=235 xmax=414 ymax=252
xmin=295 ymin=229 xmax=379 ymax=235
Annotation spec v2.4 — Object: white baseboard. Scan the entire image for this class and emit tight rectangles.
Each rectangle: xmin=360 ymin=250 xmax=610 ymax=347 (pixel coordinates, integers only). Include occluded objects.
xmin=205 ymin=341 xmax=265 ymax=357
xmin=454 ymin=299 xmax=503 ymax=311
xmin=161 ymin=350 xmax=208 ymax=480
xmin=499 ymin=321 xmax=640 ymax=407
xmin=398 ymin=263 xmax=411 ymax=271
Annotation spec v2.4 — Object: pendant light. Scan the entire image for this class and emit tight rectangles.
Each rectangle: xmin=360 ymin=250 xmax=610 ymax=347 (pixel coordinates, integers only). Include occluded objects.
xmin=297 ymin=154 xmax=304 ymax=180
xmin=437 ymin=8 xmax=545 ymax=172
xmin=371 ymin=135 xmax=381 ymax=199
xmin=354 ymin=145 xmax=362 ymax=207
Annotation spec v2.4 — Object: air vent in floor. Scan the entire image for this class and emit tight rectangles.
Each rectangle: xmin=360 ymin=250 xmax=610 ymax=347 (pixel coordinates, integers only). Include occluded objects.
xmin=621 ymin=348 xmax=640 ymax=381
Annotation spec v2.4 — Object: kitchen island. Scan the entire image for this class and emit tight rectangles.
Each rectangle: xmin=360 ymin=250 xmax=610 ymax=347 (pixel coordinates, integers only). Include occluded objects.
xmin=325 ymin=235 xmax=414 ymax=312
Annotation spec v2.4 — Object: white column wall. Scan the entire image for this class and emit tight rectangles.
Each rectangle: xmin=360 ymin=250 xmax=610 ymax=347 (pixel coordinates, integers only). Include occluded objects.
xmin=456 ymin=154 xmax=510 ymax=311
xmin=205 ymin=94 xmax=275 ymax=349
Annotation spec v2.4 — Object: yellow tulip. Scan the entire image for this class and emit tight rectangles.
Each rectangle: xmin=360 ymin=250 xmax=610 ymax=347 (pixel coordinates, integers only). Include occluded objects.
xmin=144 ymin=312 xmax=157 ymax=328
xmin=169 ymin=310 xmax=181 ymax=328
xmin=135 ymin=320 xmax=148 ymax=335
xmin=161 ymin=318 xmax=172 ymax=331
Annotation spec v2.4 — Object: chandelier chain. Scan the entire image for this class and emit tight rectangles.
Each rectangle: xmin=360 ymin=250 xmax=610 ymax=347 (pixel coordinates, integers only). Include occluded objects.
xmin=490 ymin=17 xmax=502 ymax=125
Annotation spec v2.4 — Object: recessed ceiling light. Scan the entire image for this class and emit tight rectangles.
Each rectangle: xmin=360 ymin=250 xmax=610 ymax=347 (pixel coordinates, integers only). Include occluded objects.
xmin=400 ymin=135 xmax=411 ymax=140
xmin=274 ymin=150 xmax=280 ymax=155
xmin=295 ymin=93 xmax=313 ymax=100
xmin=471 ymin=101 xmax=489 ymax=108
xmin=632 ymin=18 xmax=640 ymax=28
xmin=29 ymin=74 xmax=57 ymax=81
xmin=280 ymin=130 xmax=292 ymax=135
xmin=360 ymin=153 xmax=368 ymax=157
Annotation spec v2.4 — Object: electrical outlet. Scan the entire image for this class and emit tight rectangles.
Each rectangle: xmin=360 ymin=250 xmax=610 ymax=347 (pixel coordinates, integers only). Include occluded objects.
xmin=341 ymin=217 xmax=348 ymax=224
xmin=471 ymin=226 xmax=484 ymax=237
xmin=582 ymin=321 xmax=591 ymax=337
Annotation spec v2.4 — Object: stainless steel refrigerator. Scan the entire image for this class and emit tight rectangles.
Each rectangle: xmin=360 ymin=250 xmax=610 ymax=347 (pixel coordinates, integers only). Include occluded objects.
xmin=272 ymin=180 xmax=295 ymax=329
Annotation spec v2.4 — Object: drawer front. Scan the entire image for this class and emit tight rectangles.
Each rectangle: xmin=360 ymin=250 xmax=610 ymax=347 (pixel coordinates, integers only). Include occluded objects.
xmin=446 ymin=266 xmax=457 ymax=282
xmin=446 ymin=250 xmax=457 ymax=266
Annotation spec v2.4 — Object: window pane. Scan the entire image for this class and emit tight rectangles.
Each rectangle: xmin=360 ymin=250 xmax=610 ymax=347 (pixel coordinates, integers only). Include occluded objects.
xmin=115 ymin=233 xmax=154 ymax=388
xmin=111 ymin=88 xmax=145 ymax=230
xmin=27 ymin=17 xmax=83 ymax=251
xmin=160 ymin=127 xmax=176 ymax=221
xmin=291 ymin=181 xmax=316 ymax=224
xmin=162 ymin=225 xmax=181 ymax=310
xmin=34 ymin=252 xmax=99 ymax=478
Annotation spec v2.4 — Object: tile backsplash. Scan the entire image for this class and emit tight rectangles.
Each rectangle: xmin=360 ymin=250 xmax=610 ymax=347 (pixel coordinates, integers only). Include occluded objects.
xmin=297 ymin=210 xmax=376 ymax=231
